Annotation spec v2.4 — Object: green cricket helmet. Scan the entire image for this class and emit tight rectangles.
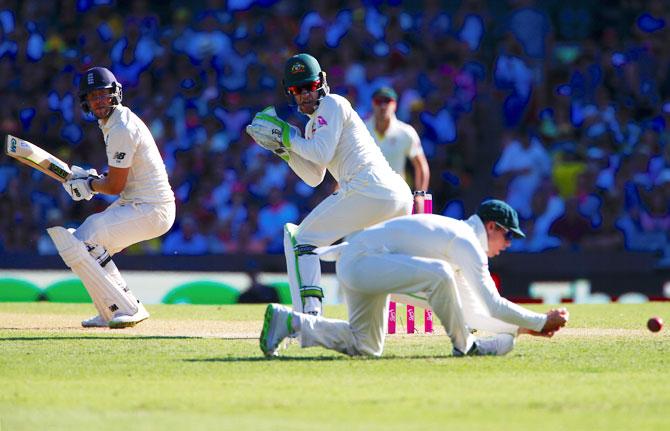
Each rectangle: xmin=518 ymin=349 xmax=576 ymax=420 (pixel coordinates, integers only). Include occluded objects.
xmin=282 ymin=53 xmax=329 ymax=101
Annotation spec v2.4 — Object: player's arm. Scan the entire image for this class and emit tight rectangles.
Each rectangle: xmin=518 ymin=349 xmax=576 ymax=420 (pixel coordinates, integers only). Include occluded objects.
xmin=89 ymin=166 xmax=129 ymax=195
xmin=411 ymin=153 xmax=430 ymax=192
xmin=287 ymin=152 xmax=327 ymax=187
xmin=97 ymin=126 xmax=134 ymax=195
xmin=286 ymin=99 xmax=342 ymax=165
xmin=408 ymin=128 xmax=430 ymax=192
xmin=454 ymin=239 xmax=548 ymax=332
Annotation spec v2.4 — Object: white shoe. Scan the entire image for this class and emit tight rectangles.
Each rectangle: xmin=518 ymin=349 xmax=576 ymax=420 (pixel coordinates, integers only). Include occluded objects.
xmin=259 ymin=304 xmax=295 ymax=357
xmin=108 ymin=303 xmax=150 ymax=329
xmin=471 ymin=334 xmax=515 ymax=356
xmin=303 ymin=297 xmax=322 ymax=316
xmin=81 ymin=314 xmax=108 ymax=328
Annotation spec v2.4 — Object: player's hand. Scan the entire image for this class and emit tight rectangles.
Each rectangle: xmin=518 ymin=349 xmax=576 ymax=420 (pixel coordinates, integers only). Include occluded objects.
xmin=63 ymin=177 xmax=96 ymax=201
xmin=541 ymin=308 xmax=569 ymax=334
xmin=413 ymin=191 xmax=426 ymax=214
xmin=519 ymin=327 xmax=556 ymax=338
xmin=70 ymin=165 xmax=99 ymax=180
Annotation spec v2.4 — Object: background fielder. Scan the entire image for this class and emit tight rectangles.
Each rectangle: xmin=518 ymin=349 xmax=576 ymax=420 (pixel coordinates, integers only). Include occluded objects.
xmin=49 ymin=66 xmax=175 ymax=328
xmin=246 ymin=53 xmax=413 ymax=316
xmin=365 ymin=86 xmax=430 ymax=198
xmin=260 ymin=199 xmax=568 ymax=357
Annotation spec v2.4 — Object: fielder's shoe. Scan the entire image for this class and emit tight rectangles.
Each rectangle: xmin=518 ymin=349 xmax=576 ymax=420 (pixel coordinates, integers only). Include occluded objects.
xmin=108 ymin=303 xmax=150 ymax=329
xmin=453 ymin=334 xmax=515 ymax=357
xmin=260 ymin=304 xmax=295 ymax=357
xmin=81 ymin=314 xmax=108 ymax=328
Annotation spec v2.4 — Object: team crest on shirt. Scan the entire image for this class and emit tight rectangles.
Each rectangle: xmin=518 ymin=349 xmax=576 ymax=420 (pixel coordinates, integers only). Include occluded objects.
xmin=311 ymin=115 xmax=328 ymax=135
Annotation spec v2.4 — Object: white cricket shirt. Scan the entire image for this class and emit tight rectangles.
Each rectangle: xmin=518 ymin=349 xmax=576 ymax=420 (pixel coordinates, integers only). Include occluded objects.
xmin=287 ymin=94 xmax=411 ymax=201
xmin=365 ymin=116 xmax=423 ymax=179
xmin=99 ymin=106 xmax=174 ymax=204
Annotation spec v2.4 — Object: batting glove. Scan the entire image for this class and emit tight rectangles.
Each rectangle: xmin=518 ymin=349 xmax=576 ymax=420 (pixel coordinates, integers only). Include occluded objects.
xmin=70 ymin=165 xmax=99 ymax=180
xmin=63 ymin=177 xmax=97 ymax=201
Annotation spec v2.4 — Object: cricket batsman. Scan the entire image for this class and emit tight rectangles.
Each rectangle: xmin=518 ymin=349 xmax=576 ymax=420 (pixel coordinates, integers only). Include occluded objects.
xmin=246 ymin=53 xmax=413 ymax=316
xmin=260 ymin=199 xmax=569 ymax=357
xmin=48 ymin=66 xmax=175 ymax=328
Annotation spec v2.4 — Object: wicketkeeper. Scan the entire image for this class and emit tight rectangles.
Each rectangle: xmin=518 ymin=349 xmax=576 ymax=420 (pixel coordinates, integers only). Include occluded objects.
xmin=246 ymin=53 xmax=413 ymax=316
xmin=49 ymin=66 xmax=175 ymax=328
xmin=260 ymin=199 xmax=569 ymax=357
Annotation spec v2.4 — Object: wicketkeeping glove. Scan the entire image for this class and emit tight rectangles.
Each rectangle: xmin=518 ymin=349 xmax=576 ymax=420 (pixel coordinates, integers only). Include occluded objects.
xmin=245 ymin=106 xmax=301 ymax=162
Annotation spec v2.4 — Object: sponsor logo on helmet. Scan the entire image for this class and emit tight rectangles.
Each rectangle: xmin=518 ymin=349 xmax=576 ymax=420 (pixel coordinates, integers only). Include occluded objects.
xmin=87 ymin=72 xmax=95 ymax=85
xmin=291 ymin=62 xmax=306 ymax=74
xmin=9 ymin=138 xmax=17 ymax=153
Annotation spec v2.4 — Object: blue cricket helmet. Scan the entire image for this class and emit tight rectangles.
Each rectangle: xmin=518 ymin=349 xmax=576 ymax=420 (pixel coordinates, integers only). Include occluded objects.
xmin=78 ymin=67 xmax=122 ymax=114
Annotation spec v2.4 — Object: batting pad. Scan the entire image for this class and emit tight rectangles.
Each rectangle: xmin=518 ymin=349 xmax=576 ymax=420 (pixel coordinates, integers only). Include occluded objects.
xmin=47 ymin=226 xmax=138 ymax=319
xmin=284 ymin=223 xmax=303 ymax=312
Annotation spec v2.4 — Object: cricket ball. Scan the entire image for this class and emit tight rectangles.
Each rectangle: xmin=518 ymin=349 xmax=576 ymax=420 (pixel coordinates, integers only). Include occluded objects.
xmin=647 ymin=317 xmax=663 ymax=333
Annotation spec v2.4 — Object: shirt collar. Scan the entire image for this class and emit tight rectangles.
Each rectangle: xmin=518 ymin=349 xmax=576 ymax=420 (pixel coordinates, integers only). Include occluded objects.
xmin=465 ymin=214 xmax=489 ymax=254
xmin=99 ymin=106 xmax=122 ymax=133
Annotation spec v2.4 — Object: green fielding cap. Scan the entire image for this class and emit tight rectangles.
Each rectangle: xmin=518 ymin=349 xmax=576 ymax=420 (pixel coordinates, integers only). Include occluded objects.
xmin=372 ymin=86 xmax=397 ymax=101
xmin=284 ymin=53 xmax=322 ymax=87
xmin=476 ymin=199 xmax=525 ymax=238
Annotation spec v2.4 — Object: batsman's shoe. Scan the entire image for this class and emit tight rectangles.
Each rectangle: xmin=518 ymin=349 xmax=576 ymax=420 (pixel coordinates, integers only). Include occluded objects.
xmin=260 ymin=304 xmax=295 ymax=357
xmin=454 ymin=334 xmax=515 ymax=357
xmin=108 ymin=303 xmax=150 ymax=329
xmin=81 ymin=314 xmax=108 ymax=328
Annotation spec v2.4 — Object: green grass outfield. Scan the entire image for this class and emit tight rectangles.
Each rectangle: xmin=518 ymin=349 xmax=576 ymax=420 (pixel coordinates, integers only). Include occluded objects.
xmin=1 ymin=302 xmax=668 ymax=431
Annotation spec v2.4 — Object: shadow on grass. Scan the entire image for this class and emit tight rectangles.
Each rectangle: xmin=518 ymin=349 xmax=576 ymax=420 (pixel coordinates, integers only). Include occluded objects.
xmin=185 ymin=354 xmax=455 ymax=363
xmin=0 ymin=335 xmax=204 ymax=341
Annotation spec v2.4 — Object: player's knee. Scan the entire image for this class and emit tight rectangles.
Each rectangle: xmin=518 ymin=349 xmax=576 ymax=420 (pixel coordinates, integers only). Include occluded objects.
xmin=433 ymin=261 xmax=455 ymax=281
xmin=295 ymin=243 xmax=317 ymax=257
xmin=84 ymin=242 xmax=112 ymax=268
xmin=351 ymin=332 xmax=383 ymax=357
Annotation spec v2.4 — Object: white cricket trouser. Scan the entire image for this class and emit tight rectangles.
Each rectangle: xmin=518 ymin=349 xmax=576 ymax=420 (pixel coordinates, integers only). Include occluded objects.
xmin=74 ymin=200 xmax=175 ymax=255
xmin=287 ymin=190 xmax=412 ymax=312
xmin=298 ymin=248 xmax=475 ymax=356
xmin=295 ymin=190 xmax=412 ymax=246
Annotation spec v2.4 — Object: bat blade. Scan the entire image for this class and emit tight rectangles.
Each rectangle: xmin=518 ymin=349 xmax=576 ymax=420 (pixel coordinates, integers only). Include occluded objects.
xmin=5 ymin=134 xmax=72 ymax=182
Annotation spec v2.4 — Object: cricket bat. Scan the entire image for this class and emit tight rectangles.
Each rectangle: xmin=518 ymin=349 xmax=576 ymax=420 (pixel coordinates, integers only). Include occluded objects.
xmin=4 ymin=134 xmax=72 ymax=183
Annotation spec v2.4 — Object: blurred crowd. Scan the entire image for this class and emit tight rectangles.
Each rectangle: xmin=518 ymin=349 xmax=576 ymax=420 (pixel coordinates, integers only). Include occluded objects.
xmin=1 ymin=0 xmax=669 ymax=265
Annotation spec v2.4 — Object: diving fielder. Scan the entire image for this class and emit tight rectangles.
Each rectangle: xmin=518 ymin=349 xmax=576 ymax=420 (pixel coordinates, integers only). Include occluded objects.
xmin=260 ymin=199 xmax=569 ymax=357
xmin=246 ymin=53 xmax=413 ymax=316
xmin=49 ymin=66 xmax=175 ymax=328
